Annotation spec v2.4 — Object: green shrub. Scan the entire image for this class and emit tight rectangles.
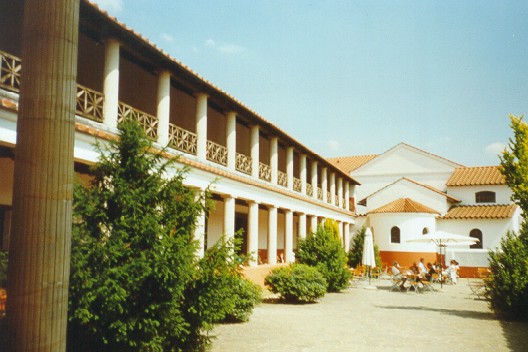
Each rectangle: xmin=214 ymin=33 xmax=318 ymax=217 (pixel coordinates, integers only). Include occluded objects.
xmin=184 ymin=236 xmax=260 ymax=336
xmin=348 ymin=227 xmax=366 ymax=268
xmin=68 ymin=120 xmax=212 ymax=351
xmin=265 ymin=264 xmax=326 ymax=303
xmin=486 ymin=228 xmax=528 ymax=320
xmin=297 ymin=224 xmax=351 ymax=292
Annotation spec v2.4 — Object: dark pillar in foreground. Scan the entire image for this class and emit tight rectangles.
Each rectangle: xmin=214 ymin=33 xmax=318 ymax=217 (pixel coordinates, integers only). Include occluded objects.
xmin=7 ymin=0 xmax=80 ymax=350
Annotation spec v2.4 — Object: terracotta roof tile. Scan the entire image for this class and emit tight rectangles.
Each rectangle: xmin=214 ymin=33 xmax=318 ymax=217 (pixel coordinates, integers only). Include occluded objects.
xmin=446 ymin=166 xmax=505 ymax=186
xmin=327 ymin=155 xmax=378 ymax=174
xmin=441 ymin=204 xmax=517 ymax=219
xmin=369 ymin=198 xmax=439 ymax=215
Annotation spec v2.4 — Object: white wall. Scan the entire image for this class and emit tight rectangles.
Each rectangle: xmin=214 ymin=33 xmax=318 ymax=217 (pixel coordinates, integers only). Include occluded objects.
xmin=369 ymin=213 xmax=437 ymax=253
xmin=366 ymin=180 xmax=451 ymax=214
xmin=447 ymin=185 xmax=513 ymax=205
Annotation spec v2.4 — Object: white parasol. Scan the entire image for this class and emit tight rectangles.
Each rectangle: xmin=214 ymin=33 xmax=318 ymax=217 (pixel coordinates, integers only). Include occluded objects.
xmin=362 ymin=227 xmax=377 ymax=289
xmin=407 ymin=231 xmax=478 ymax=288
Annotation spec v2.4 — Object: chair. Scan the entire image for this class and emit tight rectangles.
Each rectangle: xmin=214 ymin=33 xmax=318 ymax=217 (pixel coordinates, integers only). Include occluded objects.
xmin=419 ymin=277 xmax=435 ymax=292
xmin=468 ymin=278 xmax=487 ymax=300
xmin=389 ymin=272 xmax=406 ymax=292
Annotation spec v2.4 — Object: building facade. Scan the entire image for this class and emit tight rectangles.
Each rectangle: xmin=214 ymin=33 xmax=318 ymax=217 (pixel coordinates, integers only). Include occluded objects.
xmin=0 ymin=1 xmax=358 ymax=267
xmin=330 ymin=143 xmax=521 ymax=277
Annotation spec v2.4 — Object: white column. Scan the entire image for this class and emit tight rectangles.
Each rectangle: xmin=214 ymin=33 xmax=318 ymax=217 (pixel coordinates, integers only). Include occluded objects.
xmin=310 ymin=215 xmax=318 ymax=233
xmin=300 ymin=154 xmax=307 ymax=195
xmin=337 ymin=221 xmax=343 ymax=245
xmin=267 ymin=205 xmax=278 ymax=265
xmin=337 ymin=177 xmax=343 ymax=208
xmin=321 ymin=167 xmax=328 ymax=202
xmin=250 ymin=125 xmax=260 ymax=178
xmin=195 ymin=93 xmax=208 ymax=160
xmin=223 ymin=195 xmax=235 ymax=244
xmin=195 ymin=190 xmax=206 ymax=258
xmin=285 ymin=209 xmax=294 ymax=263
xmin=103 ymin=38 xmax=120 ymax=129
xmin=298 ymin=213 xmax=307 ymax=240
xmin=270 ymin=137 xmax=278 ymax=184
xmin=156 ymin=70 xmax=171 ymax=146
xmin=248 ymin=201 xmax=259 ymax=266
xmin=286 ymin=147 xmax=294 ymax=190
xmin=226 ymin=111 xmax=237 ymax=170
xmin=344 ymin=222 xmax=351 ymax=252
xmin=329 ymin=172 xmax=336 ymax=205
xmin=345 ymin=182 xmax=350 ymax=211
xmin=311 ymin=161 xmax=318 ymax=200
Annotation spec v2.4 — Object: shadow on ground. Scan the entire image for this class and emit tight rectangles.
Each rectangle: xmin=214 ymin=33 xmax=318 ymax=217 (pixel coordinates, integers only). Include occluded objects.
xmin=376 ymin=305 xmax=496 ymax=320
xmin=500 ymin=320 xmax=528 ymax=351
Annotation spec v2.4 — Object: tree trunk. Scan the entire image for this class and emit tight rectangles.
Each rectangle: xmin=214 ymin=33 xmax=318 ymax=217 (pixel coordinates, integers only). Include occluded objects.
xmin=7 ymin=0 xmax=80 ymax=351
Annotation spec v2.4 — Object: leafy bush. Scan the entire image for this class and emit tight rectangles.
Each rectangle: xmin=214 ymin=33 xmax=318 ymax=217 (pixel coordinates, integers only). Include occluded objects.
xmin=184 ymin=236 xmax=260 ymax=338
xmin=296 ymin=223 xmax=351 ymax=292
xmin=486 ymin=228 xmax=528 ymax=320
xmin=348 ymin=227 xmax=366 ymax=268
xmin=265 ymin=264 xmax=326 ymax=303
xmin=67 ymin=120 xmax=212 ymax=351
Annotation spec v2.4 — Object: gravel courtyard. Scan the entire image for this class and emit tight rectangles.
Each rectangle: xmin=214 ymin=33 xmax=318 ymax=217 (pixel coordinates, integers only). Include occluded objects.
xmin=210 ymin=279 xmax=528 ymax=352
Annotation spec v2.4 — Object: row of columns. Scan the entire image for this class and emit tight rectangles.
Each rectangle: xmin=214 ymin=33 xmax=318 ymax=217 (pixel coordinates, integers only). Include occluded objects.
xmin=99 ymin=39 xmax=352 ymax=211
xmin=194 ymin=194 xmax=352 ymax=267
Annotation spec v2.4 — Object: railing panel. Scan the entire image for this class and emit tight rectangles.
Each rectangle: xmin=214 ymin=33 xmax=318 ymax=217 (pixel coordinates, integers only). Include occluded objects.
xmin=206 ymin=140 xmax=228 ymax=166
xmin=0 ymin=50 xmax=21 ymax=92
xmin=118 ymin=102 xmax=158 ymax=140
xmin=76 ymin=84 xmax=104 ymax=122
xmin=259 ymin=162 xmax=271 ymax=182
xmin=277 ymin=171 xmax=288 ymax=187
xmin=293 ymin=177 xmax=301 ymax=192
xmin=168 ymin=123 xmax=197 ymax=155
xmin=306 ymin=184 xmax=313 ymax=197
xmin=236 ymin=153 xmax=252 ymax=175
xmin=327 ymin=191 xmax=332 ymax=204
xmin=317 ymin=187 xmax=323 ymax=200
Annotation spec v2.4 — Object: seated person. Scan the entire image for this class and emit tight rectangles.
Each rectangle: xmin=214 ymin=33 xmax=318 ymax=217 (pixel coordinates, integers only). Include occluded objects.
xmin=425 ymin=262 xmax=435 ymax=281
xmin=418 ymin=258 xmax=427 ymax=276
xmin=410 ymin=262 xmax=419 ymax=274
xmin=391 ymin=261 xmax=407 ymax=289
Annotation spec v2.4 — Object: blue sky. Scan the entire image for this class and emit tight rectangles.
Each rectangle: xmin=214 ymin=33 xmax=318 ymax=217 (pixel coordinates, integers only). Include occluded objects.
xmin=91 ymin=0 xmax=528 ymax=166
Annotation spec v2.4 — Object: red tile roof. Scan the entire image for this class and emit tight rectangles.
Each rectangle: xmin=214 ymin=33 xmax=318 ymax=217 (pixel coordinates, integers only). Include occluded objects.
xmin=441 ymin=204 xmax=517 ymax=219
xmin=446 ymin=166 xmax=505 ymax=186
xmin=327 ymin=154 xmax=378 ymax=174
xmin=369 ymin=198 xmax=439 ymax=214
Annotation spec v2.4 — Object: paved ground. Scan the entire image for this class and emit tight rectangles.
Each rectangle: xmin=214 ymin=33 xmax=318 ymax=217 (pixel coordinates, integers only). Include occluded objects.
xmin=210 ymin=278 xmax=528 ymax=351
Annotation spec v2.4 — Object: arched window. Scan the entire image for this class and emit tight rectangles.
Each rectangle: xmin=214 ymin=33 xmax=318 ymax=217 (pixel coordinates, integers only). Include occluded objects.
xmin=475 ymin=191 xmax=496 ymax=203
xmin=391 ymin=226 xmax=400 ymax=243
xmin=422 ymin=227 xmax=429 ymax=235
xmin=470 ymin=229 xmax=483 ymax=249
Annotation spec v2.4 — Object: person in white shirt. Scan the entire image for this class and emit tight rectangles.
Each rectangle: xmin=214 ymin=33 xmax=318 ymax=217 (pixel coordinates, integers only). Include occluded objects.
xmin=417 ymin=258 xmax=427 ymax=277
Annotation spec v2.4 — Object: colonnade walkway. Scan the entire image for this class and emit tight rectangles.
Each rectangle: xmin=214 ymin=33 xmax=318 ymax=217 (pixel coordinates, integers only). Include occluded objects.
xmin=210 ymin=279 xmax=528 ymax=351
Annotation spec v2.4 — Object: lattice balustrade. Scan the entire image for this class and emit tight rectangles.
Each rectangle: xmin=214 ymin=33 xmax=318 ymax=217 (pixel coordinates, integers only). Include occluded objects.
xmin=293 ymin=177 xmax=302 ymax=192
xmin=206 ymin=140 xmax=228 ymax=166
xmin=306 ymin=184 xmax=313 ymax=197
xmin=341 ymin=197 xmax=346 ymax=208
xmin=335 ymin=195 xmax=340 ymax=206
xmin=76 ymin=84 xmax=104 ymax=122
xmin=259 ymin=162 xmax=271 ymax=182
xmin=236 ymin=153 xmax=252 ymax=175
xmin=277 ymin=170 xmax=288 ymax=187
xmin=0 ymin=50 xmax=21 ymax=92
xmin=317 ymin=187 xmax=323 ymax=200
xmin=118 ymin=102 xmax=158 ymax=140
xmin=327 ymin=192 xmax=332 ymax=204
xmin=168 ymin=123 xmax=197 ymax=155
